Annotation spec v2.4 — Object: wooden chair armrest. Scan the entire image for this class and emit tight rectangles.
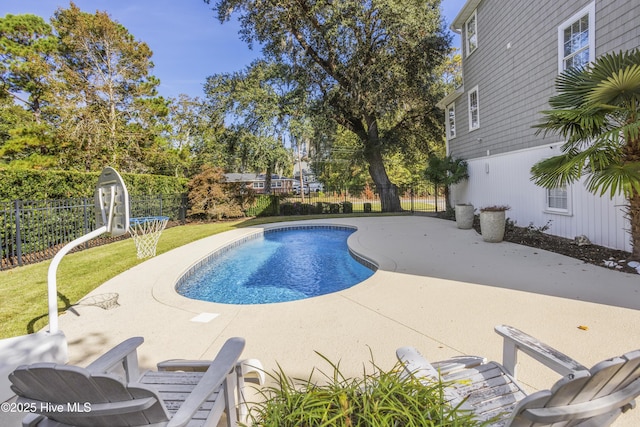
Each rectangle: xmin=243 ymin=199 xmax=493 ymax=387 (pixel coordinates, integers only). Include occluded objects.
xmin=167 ymin=337 xmax=245 ymax=427
xmin=157 ymin=359 xmax=210 ymax=372
xmin=157 ymin=358 xmax=265 ymax=383
xmin=157 ymin=356 xmax=263 ymax=426
xmin=86 ymin=337 xmax=144 ymax=382
xmin=495 ymin=325 xmax=587 ymax=379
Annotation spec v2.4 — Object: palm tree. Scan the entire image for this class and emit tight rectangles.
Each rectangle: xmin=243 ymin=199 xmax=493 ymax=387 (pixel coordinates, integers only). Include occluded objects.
xmin=424 ymin=155 xmax=468 ymax=211
xmin=531 ymin=49 xmax=640 ymax=259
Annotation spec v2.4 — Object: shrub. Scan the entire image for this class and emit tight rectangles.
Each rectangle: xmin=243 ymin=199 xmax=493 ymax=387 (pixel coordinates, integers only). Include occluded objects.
xmin=300 ymin=203 xmax=315 ymax=215
xmin=363 ymin=183 xmax=375 ymax=200
xmin=280 ymin=202 xmax=297 ymax=216
xmin=245 ymin=353 xmax=487 ymax=427
xmin=479 ymin=205 xmax=510 ymax=212
xmin=0 ymin=168 xmax=187 ymax=201
xmin=187 ymin=166 xmax=250 ymax=220
xmin=246 ymin=195 xmax=280 ymax=217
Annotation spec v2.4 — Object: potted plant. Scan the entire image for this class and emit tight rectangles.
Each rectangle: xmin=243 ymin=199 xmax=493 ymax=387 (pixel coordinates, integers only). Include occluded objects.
xmin=455 ymin=203 xmax=474 ymax=229
xmin=480 ymin=205 xmax=510 ymax=242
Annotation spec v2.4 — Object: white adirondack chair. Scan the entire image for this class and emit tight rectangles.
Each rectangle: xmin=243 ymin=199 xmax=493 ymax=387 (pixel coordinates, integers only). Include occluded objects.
xmin=397 ymin=325 xmax=640 ymax=427
xmin=9 ymin=337 xmax=264 ymax=427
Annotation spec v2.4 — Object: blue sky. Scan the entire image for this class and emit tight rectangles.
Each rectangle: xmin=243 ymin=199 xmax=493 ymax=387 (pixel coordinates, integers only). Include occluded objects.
xmin=1 ymin=0 xmax=466 ymax=100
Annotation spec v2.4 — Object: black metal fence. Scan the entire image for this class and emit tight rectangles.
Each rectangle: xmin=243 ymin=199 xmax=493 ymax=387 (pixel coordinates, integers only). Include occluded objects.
xmin=280 ymin=183 xmax=445 ymax=215
xmin=1 ymin=183 xmax=444 ymax=270
xmin=1 ymin=194 xmax=187 ymax=270
xmin=247 ymin=183 xmax=445 ymax=216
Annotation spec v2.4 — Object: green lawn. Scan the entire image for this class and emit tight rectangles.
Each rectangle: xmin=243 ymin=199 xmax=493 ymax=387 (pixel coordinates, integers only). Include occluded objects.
xmin=0 ymin=213 xmax=407 ymax=339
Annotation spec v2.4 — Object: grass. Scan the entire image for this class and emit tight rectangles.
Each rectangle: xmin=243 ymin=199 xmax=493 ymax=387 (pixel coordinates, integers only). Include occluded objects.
xmin=245 ymin=352 xmax=488 ymax=426
xmin=0 ymin=213 xmax=409 ymax=339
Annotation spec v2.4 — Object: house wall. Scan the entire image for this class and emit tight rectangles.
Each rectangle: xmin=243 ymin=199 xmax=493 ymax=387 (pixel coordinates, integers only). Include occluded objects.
xmin=445 ymin=0 xmax=639 ymax=252
xmin=448 ymin=0 xmax=640 ymax=160
xmin=450 ymin=143 xmax=632 ymax=253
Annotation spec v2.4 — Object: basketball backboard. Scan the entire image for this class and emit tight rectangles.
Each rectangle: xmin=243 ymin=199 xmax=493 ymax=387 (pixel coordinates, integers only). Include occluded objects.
xmin=94 ymin=167 xmax=130 ymax=236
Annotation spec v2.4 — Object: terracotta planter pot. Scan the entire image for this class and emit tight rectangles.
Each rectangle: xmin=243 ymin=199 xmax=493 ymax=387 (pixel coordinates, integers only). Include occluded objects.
xmin=455 ymin=204 xmax=474 ymax=229
xmin=480 ymin=210 xmax=506 ymax=242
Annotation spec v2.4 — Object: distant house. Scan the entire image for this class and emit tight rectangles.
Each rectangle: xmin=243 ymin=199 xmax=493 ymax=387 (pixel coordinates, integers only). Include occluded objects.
xmin=224 ymin=173 xmax=295 ymax=194
xmin=442 ymin=0 xmax=639 ymax=252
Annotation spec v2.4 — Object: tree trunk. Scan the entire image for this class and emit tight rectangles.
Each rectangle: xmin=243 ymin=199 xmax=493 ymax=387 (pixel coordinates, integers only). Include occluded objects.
xmin=365 ymin=147 xmax=401 ymax=212
xmin=624 ymin=138 xmax=640 ymax=260
xmin=359 ymin=116 xmax=402 ymax=212
xmin=444 ymin=185 xmax=451 ymax=211
xmin=630 ymin=191 xmax=640 ymax=260
xmin=264 ymin=164 xmax=272 ymax=195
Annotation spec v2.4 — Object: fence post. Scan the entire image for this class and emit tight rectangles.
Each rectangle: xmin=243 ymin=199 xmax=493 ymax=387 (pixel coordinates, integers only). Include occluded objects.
xmin=411 ymin=186 xmax=415 ymax=213
xmin=178 ymin=194 xmax=187 ymax=221
xmin=14 ymin=200 xmax=23 ymax=266
xmin=83 ymin=197 xmax=90 ymax=249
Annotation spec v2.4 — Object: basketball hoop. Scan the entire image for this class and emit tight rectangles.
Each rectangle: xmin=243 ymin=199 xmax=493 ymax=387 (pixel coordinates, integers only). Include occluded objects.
xmin=129 ymin=216 xmax=169 ymax=259
xmin=48 ymin=167 xmax=129 ymax=334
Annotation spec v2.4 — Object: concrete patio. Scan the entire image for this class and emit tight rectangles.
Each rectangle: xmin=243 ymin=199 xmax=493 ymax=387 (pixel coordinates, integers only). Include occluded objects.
xmin=4 ymin=215 xmax=640 ymax=425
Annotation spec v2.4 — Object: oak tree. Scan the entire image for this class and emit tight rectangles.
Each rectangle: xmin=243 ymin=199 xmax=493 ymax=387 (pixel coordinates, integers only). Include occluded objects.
xmin=205 ymin=0 xmax=450 ymax=211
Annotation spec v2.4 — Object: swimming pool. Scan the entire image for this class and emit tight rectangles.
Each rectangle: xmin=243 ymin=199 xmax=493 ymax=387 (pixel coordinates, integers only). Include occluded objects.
xmin=176 ymin=226 xmax=375 ymax=304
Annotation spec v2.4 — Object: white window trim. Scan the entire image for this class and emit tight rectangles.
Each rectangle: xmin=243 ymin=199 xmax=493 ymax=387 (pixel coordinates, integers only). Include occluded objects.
xmin=465 ymin=10 xmax=478 ymax=57
xmin=544 ymin=185 xmax=573 ymax=216
xmin=447 ymin=103 xmax=456 ymax=139
xmin=468 ymin=86 xmax=479 ymax=131
xmin=557 ymin=1 xmax=595 ymax=73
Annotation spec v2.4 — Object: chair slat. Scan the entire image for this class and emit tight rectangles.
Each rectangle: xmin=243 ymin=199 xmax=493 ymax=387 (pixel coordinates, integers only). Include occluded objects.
xmin=569 ymin=358 xmax=627 ymax=405
xmin=598 ymin=351 xmax=640 ymax=395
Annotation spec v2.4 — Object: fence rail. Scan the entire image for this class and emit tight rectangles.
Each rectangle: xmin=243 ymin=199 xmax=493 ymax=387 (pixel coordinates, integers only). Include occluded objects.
xmin=299 ymin=184 xmax=442 ymax=213
xmin=1 ymin=183 xmax=444 ymax=270
xmin=1 ymin=194 xmax=187 ymax=270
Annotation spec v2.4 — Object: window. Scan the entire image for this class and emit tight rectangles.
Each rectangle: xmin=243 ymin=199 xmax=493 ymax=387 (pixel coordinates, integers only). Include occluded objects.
xmin=558 ymin=2 xmax=595 ymax=72
xmin=254 ymin=182 xmax=264 ymax=189
xmin=468 ymin=86 xmax=479 ymax=131
xmin=546 ymin=186 xmax=571 ymax=214
xmin=465 ymin=10 xmax=478 ymax=56
xmin=447 ymin=103 xmax=456 ymax=139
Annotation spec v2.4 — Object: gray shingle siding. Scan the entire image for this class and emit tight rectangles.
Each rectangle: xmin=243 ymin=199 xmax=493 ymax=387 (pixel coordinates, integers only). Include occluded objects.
xmin=597 ymin=1 xmax=640 ymax=54
xmin=447 ymin=0 xmax=640 ymax=161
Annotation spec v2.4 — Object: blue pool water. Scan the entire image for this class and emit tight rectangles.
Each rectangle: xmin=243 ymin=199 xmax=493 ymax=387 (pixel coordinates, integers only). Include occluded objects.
xmin=176 ymin=227 xmax=375 ymax=304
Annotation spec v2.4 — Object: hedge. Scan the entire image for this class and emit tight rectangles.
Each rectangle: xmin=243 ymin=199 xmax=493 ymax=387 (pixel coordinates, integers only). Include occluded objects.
xmin=245 ymin=195 xmax=280 ymax=217
xmin=0 ymin=168 xmax=188 ymax=201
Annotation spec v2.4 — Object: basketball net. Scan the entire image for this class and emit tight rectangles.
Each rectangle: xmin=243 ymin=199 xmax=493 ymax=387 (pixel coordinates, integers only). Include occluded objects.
xmin=129 ymin=216 xmax=169 ymax=259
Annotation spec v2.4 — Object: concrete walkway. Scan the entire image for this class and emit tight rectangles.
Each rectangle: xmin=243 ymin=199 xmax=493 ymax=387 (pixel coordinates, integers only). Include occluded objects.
xmin=5 ymin=216 xmax=640 ymax=425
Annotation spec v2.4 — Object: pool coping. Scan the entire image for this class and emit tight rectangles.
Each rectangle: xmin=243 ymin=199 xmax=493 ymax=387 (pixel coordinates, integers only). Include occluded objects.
xmin=174 ymin=224 xmax=379 ymax=304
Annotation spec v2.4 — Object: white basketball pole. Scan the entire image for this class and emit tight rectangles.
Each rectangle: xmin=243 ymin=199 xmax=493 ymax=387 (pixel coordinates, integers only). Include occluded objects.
xmin=46 ymin=226 xmax=108 ymax=334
